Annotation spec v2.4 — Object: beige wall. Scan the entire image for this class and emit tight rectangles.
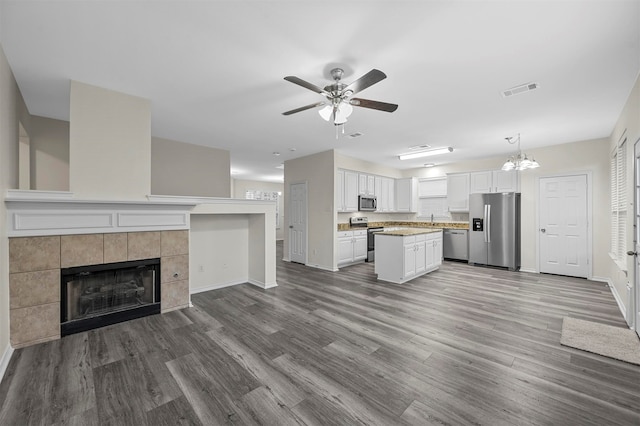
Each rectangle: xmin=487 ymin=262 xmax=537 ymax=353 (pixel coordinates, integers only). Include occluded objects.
xmin=28 ymin=116 xmax=69 ymax=191
xmin=69 ymin=81 xmax=151 ymax=200
xmin=0 ymin=42 xmax=20 ymax=366
xmin=610 ymin=73 xmax=640 ymax=321
xmin=233 ymin=178 xmax=284 ymax=240
xmin=284 ymin=150 xmax=335 ymax=270
xmin=151 ymin=137 xmax=230 ymax=198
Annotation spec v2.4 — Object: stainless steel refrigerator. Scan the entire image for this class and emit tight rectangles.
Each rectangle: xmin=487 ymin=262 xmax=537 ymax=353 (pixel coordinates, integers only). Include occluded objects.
xmin=468 ymin=192 xmax=520 ymax=271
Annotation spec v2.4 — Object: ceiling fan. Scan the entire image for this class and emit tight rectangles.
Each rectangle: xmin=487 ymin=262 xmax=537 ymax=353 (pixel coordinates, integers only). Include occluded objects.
xmin=282 ymin=68 xmax=398 ymax=126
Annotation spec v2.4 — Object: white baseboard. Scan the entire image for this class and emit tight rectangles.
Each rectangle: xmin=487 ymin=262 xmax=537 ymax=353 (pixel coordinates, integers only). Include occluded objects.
xmin=519 ymin=267 xmax=537 ymax=274
xmin=190 ymin=279 xmax=247 ymax=294
xmin=248 ymin=279 xmax=278 ymax=289
xmin=306 ymin=263 xmax=339 ymax=272
xmin=603 ymin=277 xmax=627 ymax=322
xmin=0 ymin=344 xmax=14 ymax=384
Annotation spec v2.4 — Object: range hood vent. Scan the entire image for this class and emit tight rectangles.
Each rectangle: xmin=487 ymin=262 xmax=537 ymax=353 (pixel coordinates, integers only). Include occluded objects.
xmin=502 ymin=82 xmax=539 ymax=98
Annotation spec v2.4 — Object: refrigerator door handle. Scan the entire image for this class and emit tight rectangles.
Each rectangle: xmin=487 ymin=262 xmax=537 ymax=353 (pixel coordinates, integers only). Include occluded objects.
xmin=483 ymin=204 xmax=488 ymax=243
xmin=486 ymin=204 xmax=491 ymax=243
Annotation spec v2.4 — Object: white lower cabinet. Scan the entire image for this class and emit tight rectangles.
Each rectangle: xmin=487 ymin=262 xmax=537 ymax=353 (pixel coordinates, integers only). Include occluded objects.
xmin=375 ymin=230 xmax=443 ymax=283
xmin=337 ymin=230 xmax=367 ymax=267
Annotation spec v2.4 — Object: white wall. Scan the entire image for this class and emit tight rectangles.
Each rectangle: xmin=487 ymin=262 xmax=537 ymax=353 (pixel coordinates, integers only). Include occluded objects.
xmin=190 ymin=214 xmax=249 ymax=292
xmin=284 ymin=150 xmax=335 ymax=270
xmin=151 ymin=137 xmax=230 ymax=198
xmin=69 ymin=81 xmax=151 ymax=200
xmin=0 ymin=42 xmax=19 ymax=375
xmin=233 ymin=178 xmax=284 ymax=240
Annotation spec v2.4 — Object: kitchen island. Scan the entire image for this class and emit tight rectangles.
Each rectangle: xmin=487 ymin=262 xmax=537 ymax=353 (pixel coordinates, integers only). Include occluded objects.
xmin=374 ymin=228 xmax=443 ymax=284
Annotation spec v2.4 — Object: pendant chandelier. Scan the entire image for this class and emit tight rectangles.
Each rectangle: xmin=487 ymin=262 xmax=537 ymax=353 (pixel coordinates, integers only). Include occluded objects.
xmin=501 ymin=133 xmax=540 ymax=171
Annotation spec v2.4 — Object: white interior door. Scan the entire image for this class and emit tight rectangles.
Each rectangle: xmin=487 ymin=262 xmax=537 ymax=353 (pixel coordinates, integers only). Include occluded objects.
xmin=539 ymin=175 xmax=589 ymax=278
xmin=289 ymin=182 xmax=307 ymax=264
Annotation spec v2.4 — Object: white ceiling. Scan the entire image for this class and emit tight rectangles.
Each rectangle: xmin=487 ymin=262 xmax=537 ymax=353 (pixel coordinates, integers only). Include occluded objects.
xmin=1 ymin=1 xmax=639 ymax=182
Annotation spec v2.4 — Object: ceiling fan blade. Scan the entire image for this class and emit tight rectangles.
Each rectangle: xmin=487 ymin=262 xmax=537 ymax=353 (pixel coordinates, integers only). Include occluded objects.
xmin=350 ymin=98 xmax=398 ymax=112
xmin=282 ymin=101 xmax=326 ymax=116
xmin=343 ymin=69 xmax=387 ymax=95
xmin=284 ymin=76 xmax=330 ymax=95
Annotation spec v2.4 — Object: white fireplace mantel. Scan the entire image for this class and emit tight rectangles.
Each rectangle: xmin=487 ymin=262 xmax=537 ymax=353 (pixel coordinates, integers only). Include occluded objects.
xmin=5 ymin=190 xmax=197 ymax=237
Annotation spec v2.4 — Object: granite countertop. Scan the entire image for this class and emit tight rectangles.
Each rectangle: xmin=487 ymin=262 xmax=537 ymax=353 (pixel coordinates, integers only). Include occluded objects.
xmin=376 ymin=228 xmax=443 ymax=237
xmin=337 ymin=221 xmax=468 ymax=231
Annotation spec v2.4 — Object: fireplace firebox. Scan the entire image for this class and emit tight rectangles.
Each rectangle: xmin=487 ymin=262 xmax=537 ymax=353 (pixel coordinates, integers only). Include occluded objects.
xmin=61 ymin=258 xmax=161 ymax=336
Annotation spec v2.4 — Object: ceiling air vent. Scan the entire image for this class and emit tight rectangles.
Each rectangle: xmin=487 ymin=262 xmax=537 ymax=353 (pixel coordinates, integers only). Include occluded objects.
xmin=348 ymin=132 xmax=364 ymax=138
xmin=502 ymin=82 xmax=539 ymax=98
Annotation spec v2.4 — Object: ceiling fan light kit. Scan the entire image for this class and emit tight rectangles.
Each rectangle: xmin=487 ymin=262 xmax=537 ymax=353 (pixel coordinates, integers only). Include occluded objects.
xmin=501 ymin=133 xmax=540 ymax=171
xmin=398 ymin=146 xmax=453 ymax=160
xmin=283 ymin=67 xmax=398 ymax=128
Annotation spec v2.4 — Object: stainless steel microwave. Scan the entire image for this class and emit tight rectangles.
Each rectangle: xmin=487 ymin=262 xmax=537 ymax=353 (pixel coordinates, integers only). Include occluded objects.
xmin=358 ymin=195 xmax=377 ymax=211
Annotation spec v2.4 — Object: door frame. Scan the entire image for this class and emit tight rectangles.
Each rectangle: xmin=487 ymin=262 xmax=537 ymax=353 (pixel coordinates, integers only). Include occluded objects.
xmin=288 ymin=181 xmax=308 ymax=265
xmin=535 ymin=171 xmax=593 ymax=279
xmin=632 ymin=138 xmax=640 ymax=334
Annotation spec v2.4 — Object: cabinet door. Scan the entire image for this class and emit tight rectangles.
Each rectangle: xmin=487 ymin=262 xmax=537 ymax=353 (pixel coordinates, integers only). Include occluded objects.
xmin=375 ymin=176 xmax=384 ymax=212
xmin=386 ymin=178 xmax=395 ymax=212
xmin=367 ymin=175 xmax=376 ymax=196
xmin=336 ymin=170 xmax=345 ymax=212
xmin=493 ymin=170 xmax=519 ymax=192
xmin=469 ymin=171 xmax=493 ymax=194
xmin=433 ymin=237 xmax=443 ymax=266
xmin=447 ymin=173 xmax=470 ymax=212
xmin=404 ymin=242 xmax=416 ymax=278
xmin=415 ymin=240 xmax=426 ymax=274
xmin=358 ymin=174 xmax=368 ymax=195
xmin=337 ymin=235 xmax=354 ymax=265
xmin=425 ymin=237 xmax=435 ymax=270
xmin=353 ymin=234 xmax=368 ymax=261
xmin=396 ymin=178 xmax=417 ymax=212
xmin=344 ymin=171 xmax=359 ymax=211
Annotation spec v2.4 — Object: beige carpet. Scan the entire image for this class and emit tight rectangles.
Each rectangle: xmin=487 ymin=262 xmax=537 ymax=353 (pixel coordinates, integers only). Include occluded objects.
xmin=560 ymin=317 xmax=640 ymax=365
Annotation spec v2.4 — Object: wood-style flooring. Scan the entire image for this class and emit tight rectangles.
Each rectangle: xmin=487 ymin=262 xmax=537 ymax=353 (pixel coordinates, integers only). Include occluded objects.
xmin=1 ymin=242 xmax=639 ymax=425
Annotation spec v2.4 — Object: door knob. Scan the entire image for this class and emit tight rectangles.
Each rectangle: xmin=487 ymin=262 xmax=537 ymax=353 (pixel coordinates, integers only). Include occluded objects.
xmin=627 ymin=250 xmax=637 ymax=256
xmin=540 ymin=228 xmax=546 ymax=233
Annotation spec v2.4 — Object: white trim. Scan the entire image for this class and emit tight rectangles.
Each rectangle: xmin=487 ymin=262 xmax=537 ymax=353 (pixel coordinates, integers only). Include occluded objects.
xmin=248 ymin=278 xmax=278 ymax=289
xmin=6 ymin=189 xmax=73 ymax=200
xmin=190 ymin=278 xmax=278 ymax=294
xmin=288 ymin=181 xmax=308 ymax=265
xmin=519 ymin=267 xmax=537 ymax=274
xmin=147 ymin=194 xmax=275 ymax=206
xmin=307 ymin=263 xmax=339 ymax=272
xmin=604 ymin=277 xmax=628 ymax=321
xmin=190 ymin=279 xmax=248 ymax=294
xmin=535 ymin=171 xmax=593 ymax=279
xmin=0 ymin=345 xmax=14 ymax=384
xmin=5 ymin=199 xmax=193 ymax=237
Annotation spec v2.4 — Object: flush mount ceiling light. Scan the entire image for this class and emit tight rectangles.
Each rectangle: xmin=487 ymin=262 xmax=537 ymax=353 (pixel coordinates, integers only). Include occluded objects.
xmin=501 ymin=133 xmax=540 ymax=171
xmin=398 ymin=147 xmax=453 ymax=160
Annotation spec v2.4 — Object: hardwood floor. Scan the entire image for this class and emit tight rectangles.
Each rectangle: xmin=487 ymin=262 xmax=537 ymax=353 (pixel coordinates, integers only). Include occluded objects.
xmin=1 ymin=241 xmax=639 ymax=425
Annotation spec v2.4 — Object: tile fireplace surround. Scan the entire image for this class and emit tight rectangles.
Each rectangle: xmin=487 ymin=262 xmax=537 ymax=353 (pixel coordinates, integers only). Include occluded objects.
xmin=5 ymin=191 xmax=195 ymax=348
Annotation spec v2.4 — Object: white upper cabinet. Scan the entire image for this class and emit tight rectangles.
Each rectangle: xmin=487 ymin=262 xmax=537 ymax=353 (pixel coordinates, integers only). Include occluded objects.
xmin=396 ymin=178 xmax=417 ymax=212
xmin=358 ymin=173 xmax=375 ymax=196
xmin=493 ymin=170 xmax=519 ymax=192
xmin=447 ymin=173 xmax=470 ymax=212
xmin=336 ymin=169 xmax=359 ymax=212
xmin=469 ymin=171 xmax=493 ymax=194
xmin=469 ymin=170 xmax=519 ymax=194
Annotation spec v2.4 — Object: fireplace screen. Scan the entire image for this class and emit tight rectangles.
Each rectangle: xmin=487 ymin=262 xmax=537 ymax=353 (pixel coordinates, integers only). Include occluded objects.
xmin=61 ymin=258 xmax=161 ymax=335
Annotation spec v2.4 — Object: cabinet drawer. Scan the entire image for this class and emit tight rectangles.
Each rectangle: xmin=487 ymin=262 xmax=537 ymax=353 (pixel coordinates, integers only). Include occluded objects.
xmin=353 ymin=230 xmax=367 ymax=237
xmin=403 ymin=236 xmax=416 ymax=244
xmin=415 ymin=234 xmax=426 ymax=242
xmin=337 ymin=231 xmax=353 ymax=238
